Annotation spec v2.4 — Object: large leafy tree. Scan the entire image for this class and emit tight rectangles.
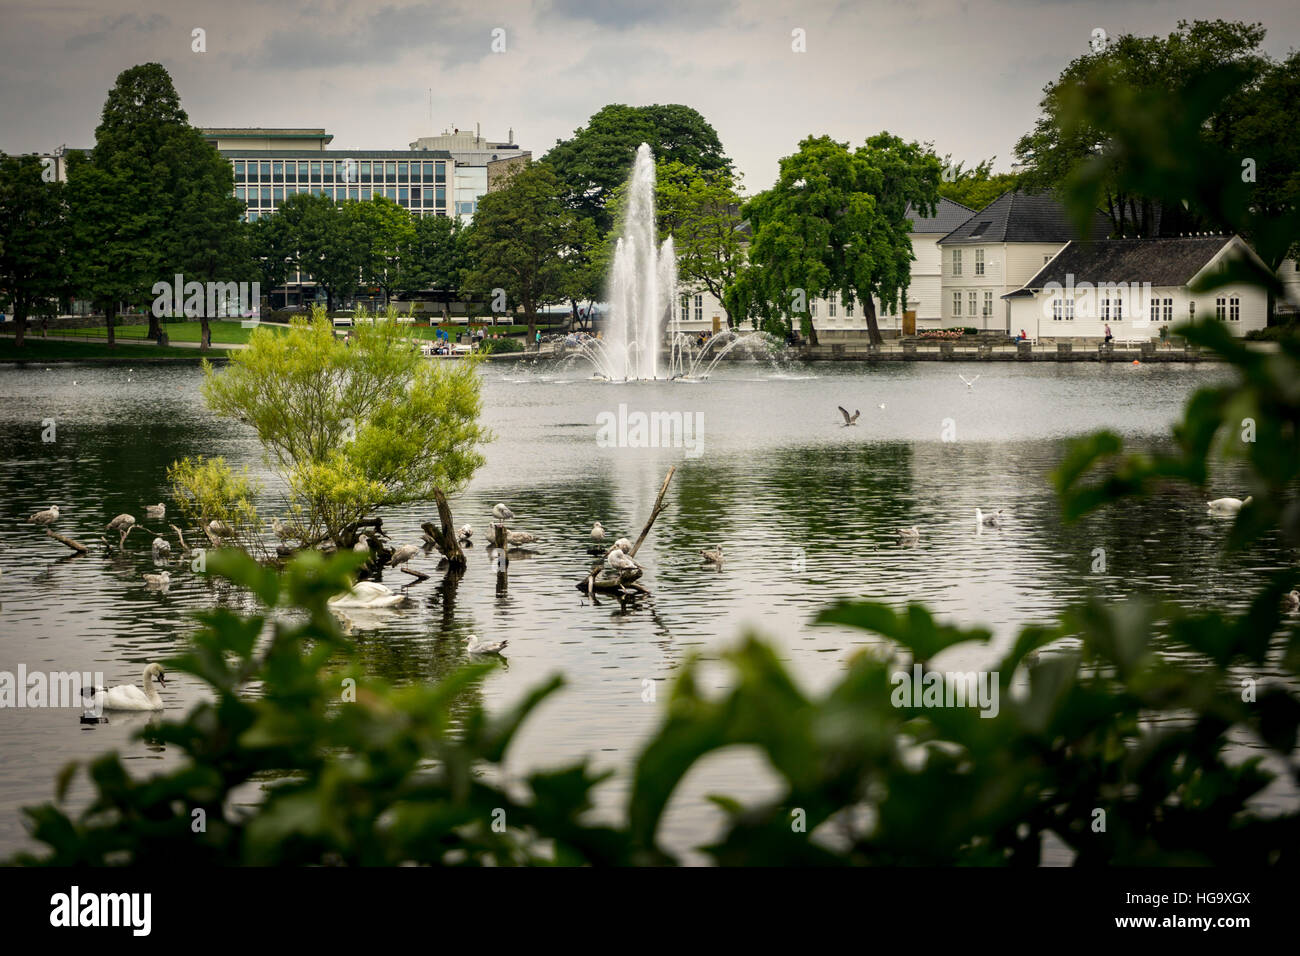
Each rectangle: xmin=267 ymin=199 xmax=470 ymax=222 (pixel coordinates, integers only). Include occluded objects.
xmin=937 ymin=156 xmax=1019 ymax=213
xmin=461 ymin=162 xmax=587 ymax=339
xmin=286 ymin=194 xmax=364 ymax=312
xmin=68 ymin=63 xmax=244 ymax=345
xmin=652 ymin=160 xmax=747 ymax=327
xmin=1229 ymin=50 xmax=1300 ymax=263
xmin=1014 ymin=19 xmax=1271 ymax=238
xmin=403 ymin=213 xmax=464 ymax=294
xmin=246 ymin=213 xmax=296 ymax=299
xmin=0 ymin=154 xmax=69 ymax=347
xmin=544 ymin=104 xmax=731 ymax=234
xmin=353 ymin=196 xmax=416 ymax=305
xmin=743 ymin=133 xmax=942 ymax=347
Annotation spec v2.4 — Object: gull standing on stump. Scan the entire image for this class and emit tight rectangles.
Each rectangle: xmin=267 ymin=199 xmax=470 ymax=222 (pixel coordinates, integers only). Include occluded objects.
xmin=492 ymin=503 xmax=514 ymax=521
xmin=27 ymin=505 xmax=59 ymax=526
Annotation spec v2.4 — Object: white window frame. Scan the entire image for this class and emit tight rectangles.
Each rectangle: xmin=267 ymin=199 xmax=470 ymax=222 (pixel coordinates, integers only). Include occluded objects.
xmin=952 ymin=249 xmax=962 ymax=276
xmin=975 ymin=248 xmax=985 ymax=276
xmin=952 ymin=291 xmax=962 ymax=317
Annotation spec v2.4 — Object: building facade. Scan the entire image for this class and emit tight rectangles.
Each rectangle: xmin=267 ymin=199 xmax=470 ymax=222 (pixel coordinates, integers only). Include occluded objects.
xmin=408 ymin=127 xmax=530 ymax=223
xmin=1004 ymin=235 xmax=1270 ymax=341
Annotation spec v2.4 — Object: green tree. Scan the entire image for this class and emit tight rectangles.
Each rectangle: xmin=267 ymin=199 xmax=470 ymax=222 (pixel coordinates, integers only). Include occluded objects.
xmin=291 ymin=195 xmax=363 ymax=312
xmin=744 ymin=133 xmax=942 ymax=347
xmin=1228 ymin=50 xmax=1300 ymax=263
xmin=246 ymin=213 xmax=295 ymax=300
xmin=1014 ymin=19 xmax=1271 ymax=238
xmin=936 ymin=156 xmax=1019 ymax=213
xmin=353 ymin=196 xmax=415 ymax=305
xmin=652 ymin=160 xmax=747 ymax=327
xmin=0 ymin=154 xmax=69 ymax=348
xmin=461 ymin=162 xmax=586 ymax=339
xmin=197 ymin=310 xmax=490 ymax=547
xmin=544 ymin=104 xmax=731 ymax=234
xmin=403 ymin=212 xmax=464 ymax=295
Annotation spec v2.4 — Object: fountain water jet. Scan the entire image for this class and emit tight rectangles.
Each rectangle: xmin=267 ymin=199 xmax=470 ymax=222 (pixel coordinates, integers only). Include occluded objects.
xmin=574 ymin=142 xmax=776 ymax=381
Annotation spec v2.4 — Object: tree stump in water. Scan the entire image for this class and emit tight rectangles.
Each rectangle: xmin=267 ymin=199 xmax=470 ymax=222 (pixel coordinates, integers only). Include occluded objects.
xmin=419 ymin=488 xmax=466 ymax=571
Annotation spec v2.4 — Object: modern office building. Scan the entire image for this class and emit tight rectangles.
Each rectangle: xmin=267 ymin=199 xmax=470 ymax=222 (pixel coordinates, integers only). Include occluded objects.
xmin=202 ymin=129 xmax=455 ymax=223
xmin=408 ymin=126 xmax=530 ymax=222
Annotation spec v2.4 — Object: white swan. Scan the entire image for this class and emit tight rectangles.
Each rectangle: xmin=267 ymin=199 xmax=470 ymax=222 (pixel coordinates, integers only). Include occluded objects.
xmin=976 ymin=508 xmax=1002 ymax=528
xmin=1207 ymin=495 xmax=1252 ymax=514
xmin=93 ymin=663 xmax=167 ymax=712
xmin=328 ymin=580 xmax=405 ymax=608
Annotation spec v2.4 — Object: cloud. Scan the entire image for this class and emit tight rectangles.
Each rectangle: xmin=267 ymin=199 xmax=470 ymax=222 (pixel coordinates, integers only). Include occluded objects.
xmin=65 ymin=12 xmax=170 ymax=52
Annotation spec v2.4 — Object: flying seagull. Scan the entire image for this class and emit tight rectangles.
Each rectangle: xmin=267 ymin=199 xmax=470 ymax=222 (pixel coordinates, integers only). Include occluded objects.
xmin=838 ymin=406 xmax=861 ymax=426
xmin=959 ymin=374 xmax=980 ymax=389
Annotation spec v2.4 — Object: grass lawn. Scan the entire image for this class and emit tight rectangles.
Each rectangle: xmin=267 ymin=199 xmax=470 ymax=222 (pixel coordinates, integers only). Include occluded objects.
xmin=67 ymin=319 xmax=533 ymax=344
xmin=0 ymin=336 xmax=216 ymax=361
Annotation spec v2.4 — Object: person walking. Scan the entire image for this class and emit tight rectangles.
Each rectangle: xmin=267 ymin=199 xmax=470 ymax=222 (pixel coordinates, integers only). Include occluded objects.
xmin=535 ymin=329 xmax=542 ymax=352
xmin=1103 ymin=323 xmax=1113 ymax=346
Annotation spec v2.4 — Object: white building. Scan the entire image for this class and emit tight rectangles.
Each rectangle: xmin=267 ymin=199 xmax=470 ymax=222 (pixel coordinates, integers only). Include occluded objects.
xmin=1003 ymin=235 xmax=1270 ymax=341
xmin=937 ymin=191 xmax=1110 ymax=334
xmin=409 ymin=127 xmax=530 ymax=223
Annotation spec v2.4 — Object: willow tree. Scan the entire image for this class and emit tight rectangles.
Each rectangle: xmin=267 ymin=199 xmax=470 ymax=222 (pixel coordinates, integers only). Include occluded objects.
xmin=192 ymin=309 xmax=490 ymax=547
xmin=743 ymin=133 xmax=941 ymax=346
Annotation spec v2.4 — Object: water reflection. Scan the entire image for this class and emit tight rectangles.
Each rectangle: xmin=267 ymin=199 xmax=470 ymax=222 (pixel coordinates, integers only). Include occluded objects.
xmin=0 ymin=359 xmax=1294 ymax=861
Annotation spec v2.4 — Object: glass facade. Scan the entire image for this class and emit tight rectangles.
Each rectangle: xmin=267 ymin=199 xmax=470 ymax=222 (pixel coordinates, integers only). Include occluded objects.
xmin=229 ymin=153 xmax=453 ymax=222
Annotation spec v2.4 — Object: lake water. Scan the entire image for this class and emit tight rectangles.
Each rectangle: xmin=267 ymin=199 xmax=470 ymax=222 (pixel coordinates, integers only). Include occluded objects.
xmin=1 ymin=357 xmax=1296 ymax=863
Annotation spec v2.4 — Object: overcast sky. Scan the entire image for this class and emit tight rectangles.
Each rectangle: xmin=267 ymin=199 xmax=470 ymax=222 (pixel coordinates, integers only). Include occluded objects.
xmin=1 ymin=0 xmax=1297 ymax=193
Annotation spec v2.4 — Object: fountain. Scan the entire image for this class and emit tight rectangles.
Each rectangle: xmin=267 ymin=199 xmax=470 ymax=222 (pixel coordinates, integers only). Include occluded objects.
xmin=574 ymin=142 xmax=777 ymax=381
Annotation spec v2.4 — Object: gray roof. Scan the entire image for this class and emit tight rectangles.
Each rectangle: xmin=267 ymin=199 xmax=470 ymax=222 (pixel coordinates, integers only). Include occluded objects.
xmin=220 ymin=149 xmax=452 ymax=160
xmin=939 ymin=190 xmax=1110 ymax=244
xmin=904 ymin=197 xmax=976 ymax=234
xmin=1006 ymin=236 xmax=1235 ymax=297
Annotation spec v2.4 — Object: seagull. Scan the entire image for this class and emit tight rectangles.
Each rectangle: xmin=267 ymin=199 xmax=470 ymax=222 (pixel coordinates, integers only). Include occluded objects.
xmin=27 ymin=505 xmax=59 ymax=525
xmin=151 ymin=537 xmax=171 ymax=560
xmin=700 ymin=545 xmax=724 ymax=564
xmin=492 ymin=503 xmax=514 ymax=521
xmin=353 ymin=535 xmax=373 ymax=553
xmin=506 ymin=530 xmax=537 ymax=547
xmin=878 ymin=403 xmax=886 ymax=410
xmin=271 ymin=516 xmax=298 ymax=541
xmin=106 ymin=513 xmax=136 ymax=533
xmin=975 ymin=508 xmax=1002 ymax=528
xmin=1207 ymin=495 xmax=1252 ymax=514
xmin=896 ymin=526 xmax=920 ymax=542
xmin=607 ymin=548 xmax=638 ymax=572
xmin=142 ymin=570 xmax=171 ymax=588
xmin=465 ymin=634 xmax=508 ymax=655
xmin=388 ymin=543 xmax=421 ymax=567
xmin=837 ymin=406 xmax=861 ymax=426
xmin=1283 ymin=590 xmax=1300 ymax=613
xmin=207 ymin=519 xmax=234 ymax=538
xmin=959 ymin=374 xmax=980 ymax=389
xmin=457 ymin=524 xmax=473 ymax=542
xmin=612 ymin=537 xmax=633 ymax=555
xmin=590 ymin=521 xmax=606 ymax=542
xmin=145 ymin=503 xmax=165 ymax=519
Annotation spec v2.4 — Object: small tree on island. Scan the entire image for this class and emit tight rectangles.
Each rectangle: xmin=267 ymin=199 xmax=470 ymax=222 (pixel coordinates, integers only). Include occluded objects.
xmin=185 ymin=308 xmax=491 ymax=548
